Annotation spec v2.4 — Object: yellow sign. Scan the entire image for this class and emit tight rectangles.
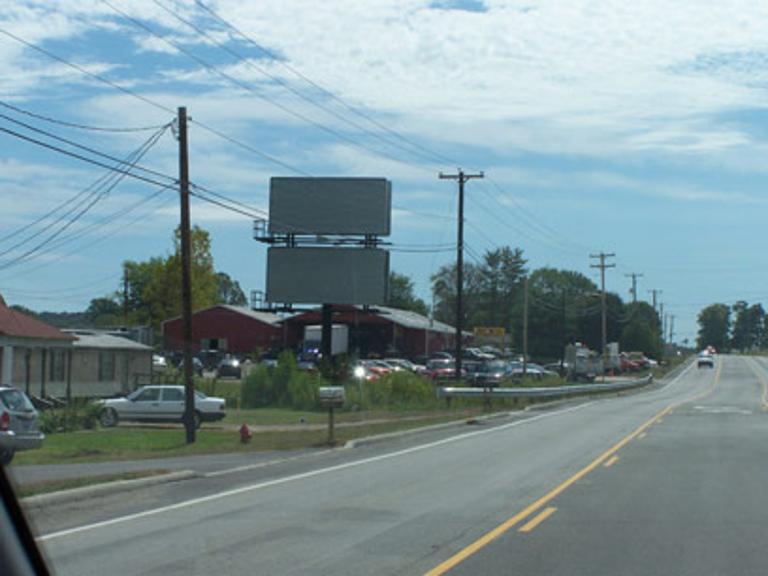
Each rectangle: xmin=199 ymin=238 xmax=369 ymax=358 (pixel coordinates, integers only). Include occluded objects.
xmin=473 ymin=326 xmax=506 ymax=338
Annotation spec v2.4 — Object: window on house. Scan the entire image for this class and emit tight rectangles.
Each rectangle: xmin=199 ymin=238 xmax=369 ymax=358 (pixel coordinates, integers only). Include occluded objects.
xmin=49 ymin=349 xmax=66 ymax=382
xmin=98 ymin=351 xmax=116 ymax=382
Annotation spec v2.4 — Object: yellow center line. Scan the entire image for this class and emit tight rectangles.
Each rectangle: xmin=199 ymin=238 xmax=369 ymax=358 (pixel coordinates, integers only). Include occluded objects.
xmin=603 ymin=455 xmax=619 ymax=468
xmin=424 ymin=358 xmax=722 ymax=576
xmin=518 ymin=507 xmax=557 ymax=533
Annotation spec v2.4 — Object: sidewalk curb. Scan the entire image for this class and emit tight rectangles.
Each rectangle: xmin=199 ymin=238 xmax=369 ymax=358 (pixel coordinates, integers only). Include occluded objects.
xmin=21 ymin=469 xmax=199 ymax=509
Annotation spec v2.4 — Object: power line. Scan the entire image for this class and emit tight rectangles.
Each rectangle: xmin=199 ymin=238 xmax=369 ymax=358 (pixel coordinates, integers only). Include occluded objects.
xmin=103 ymin=0 xmax=437 ymax=175
xmin=0 ymin=26 xmax=309 ymax=176
xmin=0 ymin=100 xmax=167 ymax=133
xmin=152 ymin=0 xmax=448 ymax=168
xmin=192 ymin=0 xmax=457 ymax=167
xmin=0 ymin=125 xmax=167 ymax=258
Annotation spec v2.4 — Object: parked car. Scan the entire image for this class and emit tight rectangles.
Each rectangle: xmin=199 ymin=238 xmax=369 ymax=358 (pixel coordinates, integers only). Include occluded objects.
xmin=216 ymin=355 xmax=242 ymax=378
xmin=0 ymin=387 xmax=44 ymax=464
xmin=469 ymin=360 xmax=508 ymax=387
xmin=178 ymin=356 xmax=204 ymax=376
xmin=152 ymin=354 xmax=168 ymax=370
xmin=99 ymin=385 xmax=226 ymax=428
xmin=424 ymin=358 xmax=465 ymax=381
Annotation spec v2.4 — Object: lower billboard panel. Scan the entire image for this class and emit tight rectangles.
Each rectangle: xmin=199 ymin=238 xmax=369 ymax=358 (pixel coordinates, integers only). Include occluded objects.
xmin=267 ymin=247 xmax=389 ymax=305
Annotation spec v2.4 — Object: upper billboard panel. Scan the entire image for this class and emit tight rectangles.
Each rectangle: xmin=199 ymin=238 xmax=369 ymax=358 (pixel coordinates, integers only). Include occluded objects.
xmin=269 ymin=177 xmax=391 ymax=236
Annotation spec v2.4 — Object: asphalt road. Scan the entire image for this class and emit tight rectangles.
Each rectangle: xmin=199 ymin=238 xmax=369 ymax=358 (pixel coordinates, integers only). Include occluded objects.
xmin=24 ymin=355 xmax=768 ymax=575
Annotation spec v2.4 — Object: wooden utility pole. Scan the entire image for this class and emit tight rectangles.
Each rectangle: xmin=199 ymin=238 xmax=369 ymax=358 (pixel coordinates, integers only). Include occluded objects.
xmin=523 ymin=275 xmax=529 ymax=375
xmin=439 ymin=169 xmax=484 ymax=380
xmin=625 ymin=272 xmax=643 ymax=304
xmin=590 ymin=252 xmax=615 ymax=380
xmin=648 ymin=289 xmax=661 ymax=313
xmin=178 ymin=107 xmax=195 ymax=444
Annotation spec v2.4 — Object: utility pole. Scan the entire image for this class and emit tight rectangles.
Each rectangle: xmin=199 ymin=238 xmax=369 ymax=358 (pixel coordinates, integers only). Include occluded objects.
xmin=523 ymin=275 xmax=529 ymax=375
xmin=177 ymin=107 xmax=195 ymax=445
xmin=590 ymin=252 xmax=615 ymax=380
xmin=122 ymin=265 xmax=129 ymax=325
xmin=669 ymin=314 xmax=675 ymax=344
xmin=439 ymin=169 xmax=484 ymax=380
xmin=659 ymin=302 xmax=666 ymax=346
xmin=560 ymin=287 xmax=567 ymax=370
xmin=648 ymin=289 xmax=662 ymax=313
xmin=625 ymin=272 xmax=643 ymax=304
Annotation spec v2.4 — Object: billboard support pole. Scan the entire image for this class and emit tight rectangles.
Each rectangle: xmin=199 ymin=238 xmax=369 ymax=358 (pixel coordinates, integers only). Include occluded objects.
xmin=321 ymin=304 xmax=333 ymax=377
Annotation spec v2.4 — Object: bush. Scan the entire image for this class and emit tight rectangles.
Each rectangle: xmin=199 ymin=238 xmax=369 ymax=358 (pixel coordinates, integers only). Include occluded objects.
xmin=196 ymin=377 xmax=241 ymax=409
xmin=38 ymin=402 xmax=103 ymax=434
xmin=344 ymin=371 xmax=437 ymax=410
xmin=240 ymin=353 xmax=328 ymax=410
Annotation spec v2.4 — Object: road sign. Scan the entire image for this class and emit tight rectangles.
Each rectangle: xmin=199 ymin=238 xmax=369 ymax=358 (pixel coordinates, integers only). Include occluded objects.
xmin=474 ymin=327 xmax=506 ymax=338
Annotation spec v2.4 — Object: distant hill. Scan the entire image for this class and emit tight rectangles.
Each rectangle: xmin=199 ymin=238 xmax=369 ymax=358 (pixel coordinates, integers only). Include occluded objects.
xmin=11 ymin=305 xmax=93 ymax=328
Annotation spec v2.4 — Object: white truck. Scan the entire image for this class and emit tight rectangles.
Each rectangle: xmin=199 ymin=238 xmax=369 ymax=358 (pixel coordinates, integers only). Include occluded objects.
xmin=303 ymin=324 xmax=349 ymax=357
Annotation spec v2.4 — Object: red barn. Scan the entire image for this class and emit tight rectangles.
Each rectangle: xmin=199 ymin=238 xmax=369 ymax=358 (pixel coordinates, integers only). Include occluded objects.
xmin=162 ymin=305 xmax=283 ymax=355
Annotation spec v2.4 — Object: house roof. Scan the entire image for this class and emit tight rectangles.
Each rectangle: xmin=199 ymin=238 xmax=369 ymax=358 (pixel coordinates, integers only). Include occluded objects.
xmin=0 ymin=294 xmax=74 ymax=342
xmin=162 ymin=304 xmax=283 ymax=327
xmin=64 ymin=330 xmax=153 ymax=351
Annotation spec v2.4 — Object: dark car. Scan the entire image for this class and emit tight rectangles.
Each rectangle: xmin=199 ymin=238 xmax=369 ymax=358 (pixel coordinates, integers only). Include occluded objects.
xmin=178 ymin=356 xmax=204 ymax=376
xmin=470 ymin=360 xmax=508 ymax=388
xmin=0 ymin=387 xmax=44 ymax=464
xmin=216 ymin=355 xmax=243 ymax=378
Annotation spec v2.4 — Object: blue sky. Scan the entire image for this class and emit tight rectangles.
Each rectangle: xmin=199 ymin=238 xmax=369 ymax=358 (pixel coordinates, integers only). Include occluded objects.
xmin=3 ymin=1 xmax=768 ymax=344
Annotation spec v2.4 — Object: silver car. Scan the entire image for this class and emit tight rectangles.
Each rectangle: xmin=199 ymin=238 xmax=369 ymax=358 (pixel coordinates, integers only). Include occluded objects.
xmin=0 ymin=387 xmax=44 ymax=465
xmin=100 ymin=385 xmax=226 ymax=429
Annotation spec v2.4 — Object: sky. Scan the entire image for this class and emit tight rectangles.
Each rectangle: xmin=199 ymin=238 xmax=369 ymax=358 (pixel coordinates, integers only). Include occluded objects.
xmin=3 ymin=1 xmax=768 ymax=345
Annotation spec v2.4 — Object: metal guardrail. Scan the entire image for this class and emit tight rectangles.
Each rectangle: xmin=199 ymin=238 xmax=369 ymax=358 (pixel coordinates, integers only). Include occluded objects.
xmin=437 ymin=375 xmax=653 ymax=399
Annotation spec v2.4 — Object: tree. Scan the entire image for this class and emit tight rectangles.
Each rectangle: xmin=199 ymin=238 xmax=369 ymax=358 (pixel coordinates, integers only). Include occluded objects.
xmin=123 ymin=226 xmax=219 ymax=331
xmin=431 ymin=246 xmax=527 ymax=332
xmin=527 ymin=268 xmax=597 ymax=359
xmin=731 ymin=301 xmax=765 ymax=352
xmin=216 ymin=272 xmax=247 ymax=306
xmin=387 ymin=272 xmax=428 ymax=316
xmin=86 ymin=297 xmax=122 ymax=327
xmin=697 ymin=304 xmax=731 ymax=351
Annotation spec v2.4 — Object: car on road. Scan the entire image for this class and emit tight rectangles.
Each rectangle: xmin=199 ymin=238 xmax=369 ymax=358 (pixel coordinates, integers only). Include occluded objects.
xmin=697 ymin=353 xmax=715 ymax=369
xmin=99 ymin=385 xmax=226 ymax=429
xmin=0 ymin=387 xmax=44 ymax=464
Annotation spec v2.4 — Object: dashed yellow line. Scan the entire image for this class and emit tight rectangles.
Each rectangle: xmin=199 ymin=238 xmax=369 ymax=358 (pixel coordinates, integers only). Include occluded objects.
xmin=604 ymin=455 xmax=619 ymax=468
xmin=518 ymin=507 xmax=557 ymax=533
xmin=424 ymin=358 xmax=722 ymax=576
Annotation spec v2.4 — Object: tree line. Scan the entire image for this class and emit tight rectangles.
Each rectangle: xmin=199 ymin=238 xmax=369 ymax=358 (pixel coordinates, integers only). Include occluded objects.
xmin=697 ymin=301 xmax=766 ymax=352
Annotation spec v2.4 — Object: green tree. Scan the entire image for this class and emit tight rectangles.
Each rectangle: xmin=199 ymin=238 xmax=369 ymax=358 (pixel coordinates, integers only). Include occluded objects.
xmin=86 ymin=297 xmax=122 ymax=327
xmin=697 ymin=303 xmax=731 ymax=351
xmin=387 ymin=271 xmax=429 ymax=315
xmin=123 ymin=226 xmax=219 ymax=331
xmin=731 ymin=301 xmax=765 ymax=352
xmin=216 ymin=272 xmax=247 ymax=306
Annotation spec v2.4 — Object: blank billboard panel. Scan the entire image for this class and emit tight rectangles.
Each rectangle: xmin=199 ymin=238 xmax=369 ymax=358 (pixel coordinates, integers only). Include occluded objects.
xmin=267 ymin=247 xmax=389 ymax=304
xmin=269 ymin=177 xmax=391 ymax=235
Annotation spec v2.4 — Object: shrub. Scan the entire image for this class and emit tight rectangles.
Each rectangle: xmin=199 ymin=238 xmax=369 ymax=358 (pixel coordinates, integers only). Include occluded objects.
xmin=38 ymin=402 xmax=103 ymax=434
xmin=241 ymin=364 xmax=275 ymax=408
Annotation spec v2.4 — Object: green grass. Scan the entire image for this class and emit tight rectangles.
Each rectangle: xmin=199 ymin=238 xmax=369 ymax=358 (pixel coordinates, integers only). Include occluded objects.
xmin=12 ymin=412 xmax=485 ymax=465
xmin=17 ymin=469 xmax=170 ymax=497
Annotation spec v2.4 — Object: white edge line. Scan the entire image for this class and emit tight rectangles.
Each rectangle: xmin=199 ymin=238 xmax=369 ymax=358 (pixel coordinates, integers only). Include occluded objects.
xmin=38 ymin=400 xmax=596 ymax=542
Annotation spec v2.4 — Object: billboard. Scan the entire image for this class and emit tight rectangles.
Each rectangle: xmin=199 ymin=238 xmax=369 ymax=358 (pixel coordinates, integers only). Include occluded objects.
xmin=269 ymin=177 xmax=391 ymax=235
xmin=267 ymin=247 xmax=389 ymax=304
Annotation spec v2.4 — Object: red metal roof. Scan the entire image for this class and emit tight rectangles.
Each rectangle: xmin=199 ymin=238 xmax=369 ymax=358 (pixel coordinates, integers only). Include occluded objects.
xmin=0 ymin=294 xmax=74 ymax=341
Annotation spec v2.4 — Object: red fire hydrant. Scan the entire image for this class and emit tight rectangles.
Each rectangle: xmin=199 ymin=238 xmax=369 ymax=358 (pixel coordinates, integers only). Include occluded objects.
xmin=239 ymin=423 xmax=252 ymax=444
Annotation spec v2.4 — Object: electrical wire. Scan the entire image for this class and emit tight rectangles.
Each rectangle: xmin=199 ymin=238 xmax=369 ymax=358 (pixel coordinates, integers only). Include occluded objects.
xmin=192 ymin=0 xmax=458 ymax=167
xmin=0 ymin=101 xmax=167 ymax=133
xmin=0 ymin=26 xmax=309 ymax=176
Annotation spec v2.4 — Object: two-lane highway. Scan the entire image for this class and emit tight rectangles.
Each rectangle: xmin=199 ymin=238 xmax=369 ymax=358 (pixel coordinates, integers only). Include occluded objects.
xmin=28 ymin=356 xmax=768 ymax=575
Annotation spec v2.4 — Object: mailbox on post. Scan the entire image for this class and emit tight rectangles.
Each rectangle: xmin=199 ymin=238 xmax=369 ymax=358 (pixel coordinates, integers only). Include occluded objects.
xmin=318 ymin=387 xmax=345 ymax=444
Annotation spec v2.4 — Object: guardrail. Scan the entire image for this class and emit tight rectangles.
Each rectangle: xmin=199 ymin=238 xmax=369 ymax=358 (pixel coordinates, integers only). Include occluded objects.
xmin=437 ymin=375 xmax=653 ymax=400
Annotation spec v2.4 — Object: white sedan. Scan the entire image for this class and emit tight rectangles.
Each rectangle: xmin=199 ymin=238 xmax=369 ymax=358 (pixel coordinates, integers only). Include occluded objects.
xmin=99 ymin=385 xmax=226 ymax=428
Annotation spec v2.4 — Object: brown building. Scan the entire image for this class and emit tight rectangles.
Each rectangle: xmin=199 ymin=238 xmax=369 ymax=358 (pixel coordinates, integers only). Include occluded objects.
xmin=162 ymin=305 xmax=284 ymax=356
xmin=283 ymin=305 xmax=456 ymax=359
